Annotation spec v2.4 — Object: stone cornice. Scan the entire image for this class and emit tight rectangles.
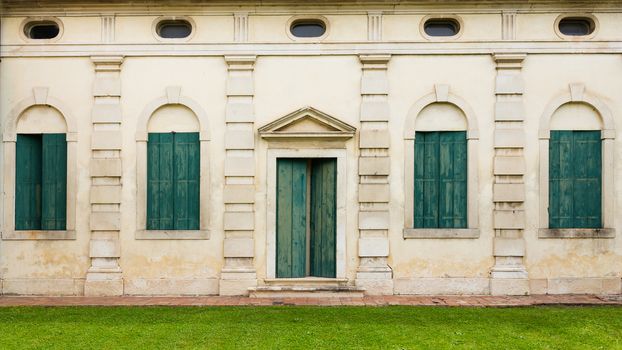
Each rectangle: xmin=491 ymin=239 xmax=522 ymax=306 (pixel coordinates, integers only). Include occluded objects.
xmin=3 ymin=1 xmax=622 ymax=15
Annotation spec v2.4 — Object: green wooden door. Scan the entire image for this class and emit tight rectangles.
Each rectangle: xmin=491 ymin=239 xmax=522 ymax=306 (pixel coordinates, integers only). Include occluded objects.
xmin=414 ymin=131 xmax=467 ymax=228
xmin=15 ymin=134 xmax=43 ymax=230
xmin=276 ymin=158 xmax=308 ymax=278
xmin=549 ymin=130 xmax=601 ymax=228
xmin=147 ymin=132 xmax=200 ymax=230
xmin=310 ymin=158 xmax=337 ymax=278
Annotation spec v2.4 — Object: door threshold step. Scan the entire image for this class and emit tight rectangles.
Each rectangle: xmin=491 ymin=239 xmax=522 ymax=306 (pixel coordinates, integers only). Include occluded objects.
xmin=249 ymin=285 xmax=365 ymax=298
xmin=263 ymin=278 xmax=349 ymax=287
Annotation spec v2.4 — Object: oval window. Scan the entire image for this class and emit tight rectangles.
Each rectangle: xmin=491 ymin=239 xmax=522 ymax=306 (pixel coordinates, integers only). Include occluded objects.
xmin=290 ymin=20 xmax=326 ymax=38
xmin=558 ymin=17 xmax=594 ymax=36
xmin=24 ymin=21 xmax=60 ymax=40
xmin=156 ymin=20 xmax=192 ymax=39
xmin=424 ymin=19 xmax=460 ymax=37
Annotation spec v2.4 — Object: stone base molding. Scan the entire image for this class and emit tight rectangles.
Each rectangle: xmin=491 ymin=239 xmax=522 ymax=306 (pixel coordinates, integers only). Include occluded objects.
xmin=394 ymin=278 xmax=491 ymax=295
xmin=124 ymin=278 xmax=219 ymax=296
xmin=1 ymin=278 xmax=85 ymax=296
xmin=530 ymin=277 xmax=621 ymax=295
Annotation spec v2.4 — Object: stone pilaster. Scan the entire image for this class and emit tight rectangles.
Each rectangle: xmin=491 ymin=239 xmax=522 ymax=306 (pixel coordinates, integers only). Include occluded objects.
xmin=220 ymin=55 xmax=257 ymax=296
xmin=234 ymin=12 xmax=249 ymax=42
xmin=490 ymin=53 xmax=529 ymax=295
xmin=84 ymin=56 xmax=124 ymax=296
xmin=501 ymin=11 xmax=517 ymax=40
xmin=367 ymin=12 xmax=382 ymax=41
xmin=355 ymin=55 xmax=393 ymax=295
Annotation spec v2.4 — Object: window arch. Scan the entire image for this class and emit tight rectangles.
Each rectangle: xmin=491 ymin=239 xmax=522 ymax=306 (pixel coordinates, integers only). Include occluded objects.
xmin=135 ymin=87 xmax=210 ymax=240
xmin=538 ymin=84 xmax=615 ymax=238
xmin=2 ymin=88 xmax=77 ymax=240
xmin=403 ymin=85 xmax=479 ymax=238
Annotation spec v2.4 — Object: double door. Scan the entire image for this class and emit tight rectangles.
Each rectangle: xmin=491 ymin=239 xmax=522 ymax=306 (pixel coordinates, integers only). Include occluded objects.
xmin=276 ymin=158 xmax=337 ymax=278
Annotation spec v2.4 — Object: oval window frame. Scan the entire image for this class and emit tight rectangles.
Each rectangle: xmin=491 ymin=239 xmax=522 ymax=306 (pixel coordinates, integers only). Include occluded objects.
xmin=152 ymin=16 xmax=196 ymax=42
xmin=554 ymin=14 xmax=598 ymax=40
xmin=286 ymin=15 xmax=330 ymax=42
xmin=420 ymin=15 xmax=463 ymax=41
xmin=20 ymin=17 xmax=63 ymax=42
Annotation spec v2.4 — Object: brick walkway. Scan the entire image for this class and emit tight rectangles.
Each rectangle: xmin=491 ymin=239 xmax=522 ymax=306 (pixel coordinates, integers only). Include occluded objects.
xmin=0 ymin=294 xmax=620 ymax=307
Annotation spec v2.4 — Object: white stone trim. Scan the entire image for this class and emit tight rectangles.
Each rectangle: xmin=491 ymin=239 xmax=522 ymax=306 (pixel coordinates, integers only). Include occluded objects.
xmin=538 ymin=84 xmax=616 ymax=236
xmin=135 ymin=88 xmax=210 ymax=240
xmin=266 ymin=148 xmax=347 ymax=279
xmin=403 ymin=87 xmax=479 ymax=238
xmin=2 ymin=90 xmax=77 ymax=240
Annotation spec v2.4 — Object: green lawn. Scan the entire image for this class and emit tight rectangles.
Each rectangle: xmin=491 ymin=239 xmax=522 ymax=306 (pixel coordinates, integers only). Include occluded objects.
xmin=0 ymin=306 xmax=620 ymax=349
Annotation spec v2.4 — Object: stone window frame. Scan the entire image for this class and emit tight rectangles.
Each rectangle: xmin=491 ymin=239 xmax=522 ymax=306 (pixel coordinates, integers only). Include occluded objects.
xmin=554 ymin=13 xmax=599 ymax=41
xmin=403 ymin=85 xmax=480 ymax=239
xmin=19 ymin=17 xmax=64 ymax=43
xmin=420 ymin=14 xmax=464 ymax=41
xmin=538 ymin=84 xmax=615 ymax=239
xmin=286 ymin=15 xmax=330 ymax=42
xmin=2 ymin=88 xmax=77 ymax=240
xmin=152 ymin=16 xmax=196 ymax=42
xmin=135 ymin=87 xmax=210 ymax=240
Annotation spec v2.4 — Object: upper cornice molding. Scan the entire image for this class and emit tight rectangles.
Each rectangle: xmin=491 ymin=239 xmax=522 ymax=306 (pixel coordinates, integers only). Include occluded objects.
xmin=3 ymin=0 xmax=622 ymax=15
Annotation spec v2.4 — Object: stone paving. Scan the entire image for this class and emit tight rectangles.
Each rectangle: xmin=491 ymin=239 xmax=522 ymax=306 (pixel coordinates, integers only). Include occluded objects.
xmin=0 ymin=294 xmax=620 ymax=307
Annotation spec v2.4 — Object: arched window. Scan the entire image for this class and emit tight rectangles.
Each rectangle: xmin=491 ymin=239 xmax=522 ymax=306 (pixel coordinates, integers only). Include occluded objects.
xmin=403 ymin=87 xmax=479 ymax=239
xmin=2 ymin=89 xmax=77 ymax=240
xmin=413 ymin=104 xmax=468 ymax=229
xmin=539 ymin=85 xmax=615 ymax=238
xmin=15 ymin=106 xmax=68 ymax=231
xmin=146 ymin=106 xmax=200 ymax=231
xmin=135 ymin=88 xmax=210 ymax=240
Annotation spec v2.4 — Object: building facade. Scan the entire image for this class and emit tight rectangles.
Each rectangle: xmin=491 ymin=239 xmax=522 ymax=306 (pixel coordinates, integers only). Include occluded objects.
xmin=1 ymin=0 xmax=621 ymax=296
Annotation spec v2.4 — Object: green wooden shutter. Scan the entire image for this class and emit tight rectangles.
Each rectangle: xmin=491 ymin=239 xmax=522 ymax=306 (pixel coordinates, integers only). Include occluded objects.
xmin=15 ymin=134 xmax=42 ymax=230
xmin=549 ymin=131 xmax=573 ymax=228
xmin=414 ymin=132 xmax=439 ymax=228
xmin=549 ymin=131 xmax=601 ymax=228
xmin=438 ymin=131 xmax=467 ymax=228
xmin=276 ymin=158 xmax=307 ymax=278
xmin=147 ymin=133 xmax=175 ymax=230
xmin=41 ymin=134 xmax=67 ymax=230
xmin=414 ymin=131 xmax=467 ymax=228
xmin=173 ymin=132 xmax=200 ymax=230
xmin=310 ymin=158 xmax=337 ymax=278
xmin=573 ymin=131 xmax=601 ymax=228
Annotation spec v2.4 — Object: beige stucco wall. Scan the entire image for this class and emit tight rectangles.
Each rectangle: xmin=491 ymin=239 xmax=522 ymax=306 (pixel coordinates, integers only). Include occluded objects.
xmin=1 ymin=1 xmax=621 ymax=296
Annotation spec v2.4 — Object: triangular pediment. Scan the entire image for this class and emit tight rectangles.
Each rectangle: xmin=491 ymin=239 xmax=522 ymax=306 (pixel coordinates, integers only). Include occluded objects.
xmin=259 ymin=106 xmax=356 ymax=141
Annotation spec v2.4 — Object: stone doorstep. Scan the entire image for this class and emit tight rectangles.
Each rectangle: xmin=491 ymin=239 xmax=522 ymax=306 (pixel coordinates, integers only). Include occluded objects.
xmin=248 ymin=285 xmax=366 ymax=298
xmin=263 ymin=277 xmax=349 ymax=287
